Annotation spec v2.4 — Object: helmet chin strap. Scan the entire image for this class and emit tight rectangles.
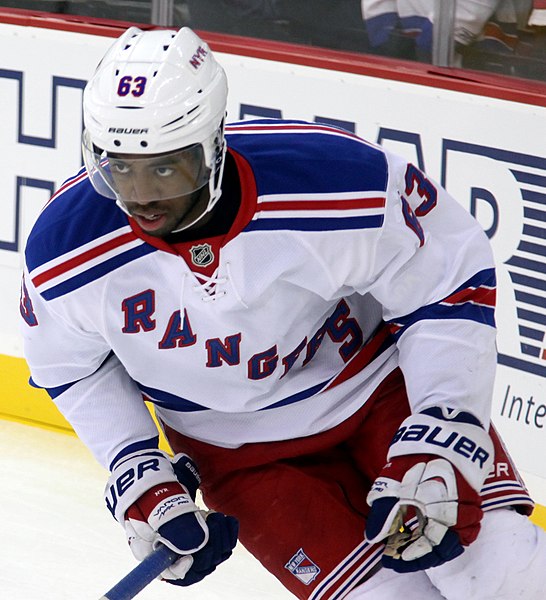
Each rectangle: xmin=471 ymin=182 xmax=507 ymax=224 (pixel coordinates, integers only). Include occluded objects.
xmin=170 ymin=186 xmax=213 ymax=234
xmin=114 ymin=152 xmax=225 ymax=235
xmin=115 ymin=186 xmax=212 ymax=235
xmin=169 ymin=154 xmax=225 ymax=234
xmin=115 ymin=196 xmax=131 ymax=217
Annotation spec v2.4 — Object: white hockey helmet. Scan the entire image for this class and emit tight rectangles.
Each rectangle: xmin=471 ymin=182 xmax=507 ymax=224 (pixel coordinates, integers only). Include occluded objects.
xmin=82 ymin=27 xmax=228 ymax=226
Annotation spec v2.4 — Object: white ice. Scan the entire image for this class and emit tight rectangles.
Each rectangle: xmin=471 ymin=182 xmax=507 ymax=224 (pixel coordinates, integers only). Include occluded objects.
xmin=4 ymin=418 xmax=544 ymax=600
xmin=0 ymin=420 xmax=294 ymax=600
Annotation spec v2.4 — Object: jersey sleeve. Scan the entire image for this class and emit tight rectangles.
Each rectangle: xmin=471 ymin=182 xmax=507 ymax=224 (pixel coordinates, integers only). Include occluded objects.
xmin=20 ymin=268 xmax=158 ymax=469
xmin=366 ymin=150 xmax=497 ymax=426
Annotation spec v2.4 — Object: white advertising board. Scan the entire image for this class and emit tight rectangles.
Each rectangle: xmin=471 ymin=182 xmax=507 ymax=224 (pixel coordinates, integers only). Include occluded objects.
xmin=0 ymin=21 xmax=544 ymax=499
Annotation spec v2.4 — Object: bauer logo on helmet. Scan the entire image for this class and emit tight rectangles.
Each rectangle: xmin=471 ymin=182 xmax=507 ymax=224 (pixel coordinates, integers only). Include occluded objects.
xmin=108 ymin=128 xmax=149 ymax=135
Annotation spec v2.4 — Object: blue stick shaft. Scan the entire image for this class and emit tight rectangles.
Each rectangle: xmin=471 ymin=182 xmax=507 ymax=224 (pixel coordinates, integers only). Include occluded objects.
xmin=99 ymin=545 xmax=180 ymax=600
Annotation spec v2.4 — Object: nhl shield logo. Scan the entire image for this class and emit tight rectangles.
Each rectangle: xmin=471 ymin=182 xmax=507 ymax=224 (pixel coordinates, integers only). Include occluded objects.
xmin=189 ymin=243 xmax=214 ymax=267
xmin=285 ymin=548 xmax=320 ymax=585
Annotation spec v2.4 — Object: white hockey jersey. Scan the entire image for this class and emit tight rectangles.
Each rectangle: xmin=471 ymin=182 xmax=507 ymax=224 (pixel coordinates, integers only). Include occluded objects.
xmin=20 ymin=120 xmax=497 ymax=470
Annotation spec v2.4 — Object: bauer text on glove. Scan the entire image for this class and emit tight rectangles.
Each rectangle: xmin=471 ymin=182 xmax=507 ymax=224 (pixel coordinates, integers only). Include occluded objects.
xmin=365 ymin=407 xmax=494 ymax=572
xmin=104 ymin=449 xmax=238 ymax=584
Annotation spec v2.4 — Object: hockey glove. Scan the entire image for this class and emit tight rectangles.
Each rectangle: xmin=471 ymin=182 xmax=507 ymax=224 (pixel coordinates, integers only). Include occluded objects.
xmin=365 ymin=407 xmax=494 ymax=572
xmin=104 ymin=450 xmax=238 ymax=585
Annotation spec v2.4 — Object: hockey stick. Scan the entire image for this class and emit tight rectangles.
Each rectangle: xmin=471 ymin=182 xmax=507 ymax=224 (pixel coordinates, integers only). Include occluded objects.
xmin=99 ymin=544 xmax=180 ymax=600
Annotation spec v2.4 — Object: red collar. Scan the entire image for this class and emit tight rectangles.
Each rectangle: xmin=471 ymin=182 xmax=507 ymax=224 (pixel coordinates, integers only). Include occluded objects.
xmin=128 ymin=147 xmax=257 ymax=276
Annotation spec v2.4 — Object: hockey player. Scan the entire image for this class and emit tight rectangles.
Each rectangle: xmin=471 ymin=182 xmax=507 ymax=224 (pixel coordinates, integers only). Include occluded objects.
xmin=20 ymin=26 xmax=546 ymax=599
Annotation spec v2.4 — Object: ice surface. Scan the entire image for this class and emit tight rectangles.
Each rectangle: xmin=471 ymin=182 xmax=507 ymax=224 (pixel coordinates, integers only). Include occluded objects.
xmin=0 ymin=420 xmax=294 ymax=599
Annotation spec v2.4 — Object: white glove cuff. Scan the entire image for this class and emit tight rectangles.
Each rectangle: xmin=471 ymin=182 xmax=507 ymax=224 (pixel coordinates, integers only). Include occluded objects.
xmin=105 ymin=449 xmax=178 ymax=524
xmin=387 ymin=413 xmax=494 ymax=491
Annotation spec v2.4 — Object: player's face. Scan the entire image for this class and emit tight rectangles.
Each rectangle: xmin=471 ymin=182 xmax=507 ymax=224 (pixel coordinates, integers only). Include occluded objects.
xmin=108 ymin=147 xmax=210 ymax=237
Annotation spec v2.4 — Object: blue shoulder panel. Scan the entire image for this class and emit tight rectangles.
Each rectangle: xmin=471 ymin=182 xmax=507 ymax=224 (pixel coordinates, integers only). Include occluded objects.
xmin=25 ymin=170 xmax=131 ymax=272
xmin=226 ymin=120 xmax=389 ymax=233
xmin=25 ymin=170 xmax=157 ymax=300
xmin=225 ymin=119 xmax=388 ymax=196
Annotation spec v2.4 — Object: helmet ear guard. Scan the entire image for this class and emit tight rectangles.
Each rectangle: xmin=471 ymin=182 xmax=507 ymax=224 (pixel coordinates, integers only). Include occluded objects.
xmin=82 ymin=27 xmax=229 ymax=226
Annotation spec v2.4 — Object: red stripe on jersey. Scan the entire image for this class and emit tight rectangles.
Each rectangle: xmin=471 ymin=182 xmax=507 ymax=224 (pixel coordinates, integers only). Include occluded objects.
xmin=309 ymin=543 xmax=383 ymax=600
xmin=258 ymin=197 xmax=386 ymax=212
xmin=226 ymin=123 xmax=360 ymax=139
xmin=32 ymin=230 xmax=137 ymax=287
xmin=443 ymin=286 xmax=496 ymax=307
xmin=46 ymin=170 xmax=88 ymax=206
xmin=389 ymin=323 xmax=403 ymax=334
xmin=324 ymin=325 xmax=392 ymax=392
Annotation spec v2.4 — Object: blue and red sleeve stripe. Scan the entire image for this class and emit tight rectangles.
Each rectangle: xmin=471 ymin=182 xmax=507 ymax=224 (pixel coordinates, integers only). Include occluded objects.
xmin=389 ymin=268 xmax=496 ymax=339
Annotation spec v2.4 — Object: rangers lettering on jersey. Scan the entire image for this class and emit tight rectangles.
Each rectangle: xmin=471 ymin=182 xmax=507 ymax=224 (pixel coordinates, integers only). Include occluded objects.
xmin=122 ymin=296 xmax=363 ymax=379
